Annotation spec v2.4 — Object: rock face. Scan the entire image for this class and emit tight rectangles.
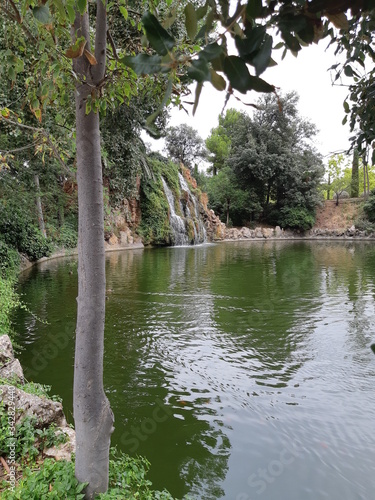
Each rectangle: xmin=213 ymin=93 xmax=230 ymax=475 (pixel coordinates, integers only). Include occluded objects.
xmin=0 ymin=334 xmax=76 ymax=460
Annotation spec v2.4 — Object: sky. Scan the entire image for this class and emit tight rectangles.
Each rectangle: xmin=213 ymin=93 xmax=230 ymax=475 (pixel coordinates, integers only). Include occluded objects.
xmin=143 ymin=38 xmax=352 ymax=167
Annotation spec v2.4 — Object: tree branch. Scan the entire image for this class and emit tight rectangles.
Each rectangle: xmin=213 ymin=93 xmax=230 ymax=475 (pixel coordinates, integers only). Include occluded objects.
xmin=1 ymin=2 xmax=37 ymax=42
xmin=1 ymin=118 xmax=73 ymax=175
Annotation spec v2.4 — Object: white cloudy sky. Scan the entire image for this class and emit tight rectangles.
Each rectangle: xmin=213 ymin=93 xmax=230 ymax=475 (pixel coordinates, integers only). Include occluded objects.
xmin=144 ymin=38 xmax=352 ymax=165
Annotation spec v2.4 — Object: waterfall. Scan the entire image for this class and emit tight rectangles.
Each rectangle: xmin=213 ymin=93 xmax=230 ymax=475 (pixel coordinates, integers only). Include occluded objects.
xmin=161 ymin=178 xmax=189 ymax=246
xmin=178 ymin=173 xmax=207 ymax=244
xmin=161 ymin=173 xmax=207 ymax=246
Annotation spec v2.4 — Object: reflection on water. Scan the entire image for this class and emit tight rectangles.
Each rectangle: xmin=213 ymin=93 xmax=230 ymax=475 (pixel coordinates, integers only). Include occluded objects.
xmin=14 ymin=241 xmax=375 ymax=499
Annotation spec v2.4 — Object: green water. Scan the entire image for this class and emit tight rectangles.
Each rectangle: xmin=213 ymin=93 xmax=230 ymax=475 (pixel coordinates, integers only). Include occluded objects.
xmin=14 ymin=241 xmax=375 ymax=499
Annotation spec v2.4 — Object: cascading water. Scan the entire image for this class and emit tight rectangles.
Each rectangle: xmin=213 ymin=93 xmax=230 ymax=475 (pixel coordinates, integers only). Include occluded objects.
xmin=178 ymin=173 xmax=207 ymax=244
xmin=161 ymin=178 xmax=189 ymax=246
xmin=161 ymin=173 xmax=207 ymax=246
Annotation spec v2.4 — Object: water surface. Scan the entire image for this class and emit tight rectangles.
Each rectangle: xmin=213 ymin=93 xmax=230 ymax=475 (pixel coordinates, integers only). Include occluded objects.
xmin=14 ymin=241 xmax=375 ymax=499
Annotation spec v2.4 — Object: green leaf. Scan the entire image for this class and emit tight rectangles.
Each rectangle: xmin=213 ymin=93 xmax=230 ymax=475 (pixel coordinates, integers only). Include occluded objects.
xmin=187 ymin=59 xmax=211 ymax=82
xmin=119 ymin=6 xmax=128 ymax=21
xmin=281 ymin=31 xmax=301 ymax=52
xmin=246 ymin=0 xmax=263 ymax=19
xmin=343 ymin=100 xmax=350 ymax=113
xmin=199 ymin=42 xmax=224 ymax=62
xmin=163 ymin=8 xmax=177 ymax=29
xmin=196 ymin=2 xmax=208 ymax=20
xmin=223 ymin=56 xmax=252 ymax=94
xmin=142 ymin=12 xmax=175 ymax=56
xmin=121 ymin=54 xmax=165 ymax=75
xmin=247 ymin=75 xmax=274 ymax=93
xmin=210 ymin=69 xmax=226 ymax=91
xmin=185 ymin=3 xmax=198 ymax=41
xmin=344 ymin=65 xmax=354 ymax=77
xmin=32 ymin=5 xmax=51 ymax=23
xmin=193 ymin=82 xmax=203 ymax=116
xmin=77 ymin=0 xmax=87 ymax=15
xmin=252 ymin=34 xmax=273 ymax=76
xmin=235 ymin=26 xmax=266 ymax=58
xmin=223 ymin=56 xmax=274 ymax=94
xmin=66 ymin=5 xmax=75 ymax=24
xmin=146 ymin=77 xmax=173 ymax=131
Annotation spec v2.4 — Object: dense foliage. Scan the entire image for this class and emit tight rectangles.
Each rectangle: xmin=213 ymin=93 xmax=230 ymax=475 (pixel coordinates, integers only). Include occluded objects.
xmin=205 ymin=92 xmax=324 ymax=229
xmin=164 ymin=124 xmax=207 ymax=170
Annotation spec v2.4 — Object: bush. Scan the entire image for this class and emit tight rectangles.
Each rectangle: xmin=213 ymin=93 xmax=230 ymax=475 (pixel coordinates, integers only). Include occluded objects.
xmin=363 ymin=189 xmax=375 ymax=222
xmin=0 ymin=239 xmax=20 ymax=277
xmin=0 ymin=276 xmax=19 ymax=337
xmin=1 ymin=458 xmax=85 ymax=500
xmin=57 ymin=222 xmax=78 ymax=249
xmin=278 ymin=206 xmax=315 ymax=231
xmin=0 ymin=202 xmax=53 ymax=261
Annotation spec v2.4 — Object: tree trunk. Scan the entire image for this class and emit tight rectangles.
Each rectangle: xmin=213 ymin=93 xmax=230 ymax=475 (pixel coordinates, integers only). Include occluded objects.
xmin=34 ymin=173 xmax=47 ymax=238
xmin=72 ymin=4 xmax=114 ymax=499
xmin=327 ymin=173 xmax=331 ymax=200
xmin=226 ymin=199 xmax=230 ymax=226
xmin=363 ymin=153 xmax=368 ymax=199
xmin=351 ymin=149 xmax=359 ymax=198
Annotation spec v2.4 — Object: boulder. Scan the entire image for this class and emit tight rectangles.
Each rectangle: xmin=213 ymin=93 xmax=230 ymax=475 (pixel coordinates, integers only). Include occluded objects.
xmin=0 ymin=335 xmax=14 ymax=364
xmin=108 ymin=234 xmax=118 ymax=245
xmin=0 ymin=358 xmax=24 ymax=383
xmin=254 ymin=228 xmax=263 ymax=238
xmin=44 ymin=426 xmax=76 ymax=461
xmin=0 ymin=385 xmax=66 ymax=427
xmin=262 ymin=228 xmax=274 ymax=239
xmin=274 ymin=226 xmax=283 ymax=238
xmin=241 ymin=227 xmax=252 ymax=238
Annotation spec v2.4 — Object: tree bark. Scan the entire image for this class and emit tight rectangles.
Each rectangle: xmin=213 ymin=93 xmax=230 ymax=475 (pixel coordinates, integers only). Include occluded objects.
xmin=350 ymin=149 xmax=359 ymax=198
xmin=34 ymin=173 xmax=47 ymax=238
xmin=72 ymin=4 xmax=114 ymax=498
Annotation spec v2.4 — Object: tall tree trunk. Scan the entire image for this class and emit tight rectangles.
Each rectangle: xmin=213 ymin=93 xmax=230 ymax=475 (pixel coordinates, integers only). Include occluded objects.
xmin=226 ymin=198 xmax=230 ymax=226
xmin=72 ymin=4 xmax=114 ymax=498
xmin=327 ymin=173 xmax=331 ymax=200
xmin=351 ymin=149 xmax=359 ymax=198
xmin=363 ymin=152 xmax=368 ymax=199
xmin=34 ymin=173 xmax=46 ymax=237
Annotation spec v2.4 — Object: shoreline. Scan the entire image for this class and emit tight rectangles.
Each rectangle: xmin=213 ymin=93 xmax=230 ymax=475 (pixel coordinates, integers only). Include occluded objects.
xmin=19 ymin=224 xmax=375 ymax=274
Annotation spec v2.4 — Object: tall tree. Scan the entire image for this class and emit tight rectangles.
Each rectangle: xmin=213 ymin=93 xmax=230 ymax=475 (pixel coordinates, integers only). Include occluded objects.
xmin=228 ymin=92 xmax=323 ymax=218
xmin=164 ymin=123 xmax=206 ymax=170
xmin=71 ymin=4 xmax=115 ymax=497
xmin=206 ymin=109 xmax=246 ymax=176
xmin=351 ymin=148 xmax=359 ymax=198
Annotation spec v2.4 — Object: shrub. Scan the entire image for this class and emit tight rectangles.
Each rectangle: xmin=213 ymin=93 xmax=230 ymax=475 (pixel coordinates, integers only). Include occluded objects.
xmin=1 ymin=458 xmax=85 ymax=500
xmin=278 ymin=206 xmax=315 ymax=231
xmin=0 ymin=276 xmax=19 ymax=337
xmin=57 ymin=222 xmax=78 ymax=249
xmin=0 ymin=239 xmax=20 ymax=277
xmin=363 ymin=189 xmax=375 ymax=222
xmin=0 ymin=202 xmax=53 ymax=261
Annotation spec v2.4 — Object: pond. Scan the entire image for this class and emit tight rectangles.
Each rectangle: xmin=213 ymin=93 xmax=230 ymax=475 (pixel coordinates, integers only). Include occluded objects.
xmin=14 ymin=241 xmax=375 ymax=499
